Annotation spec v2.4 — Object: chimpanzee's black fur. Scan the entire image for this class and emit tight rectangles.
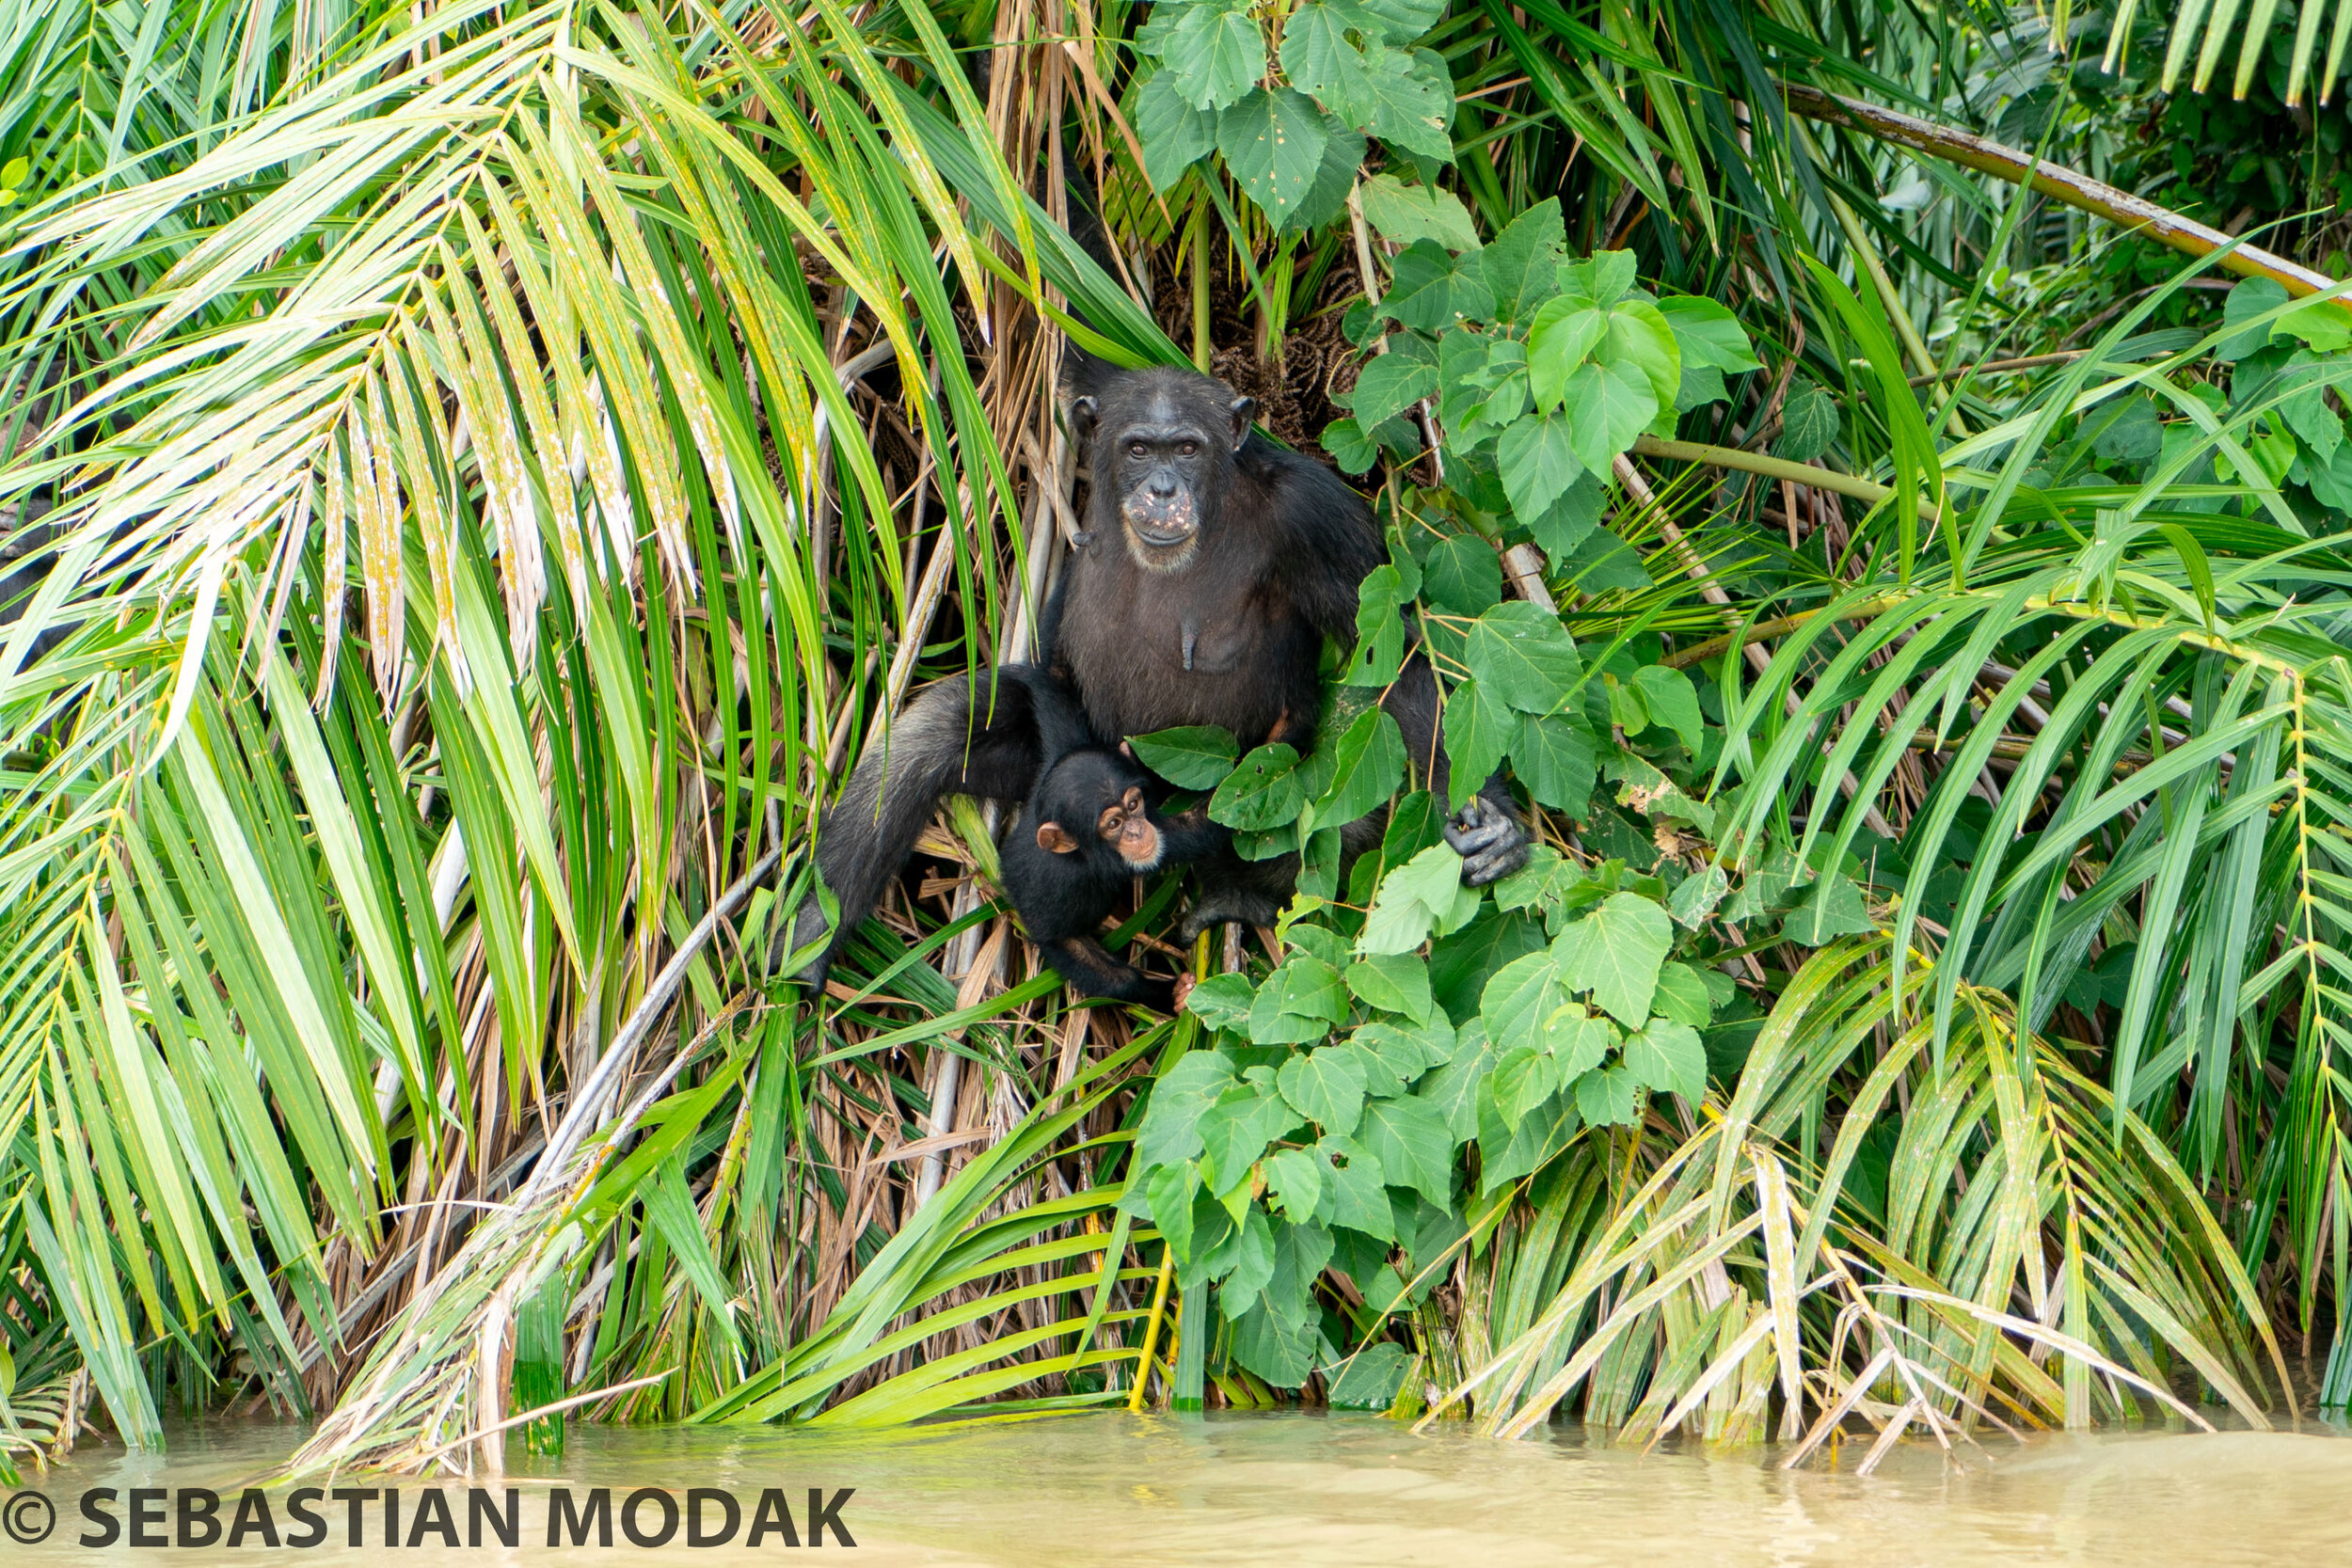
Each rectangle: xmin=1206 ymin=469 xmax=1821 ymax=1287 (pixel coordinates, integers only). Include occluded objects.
xmin=788 ymin=364 xmax=1529 ymax=996
xmin=1001 ymin=744 xmax=1222 ymax=1008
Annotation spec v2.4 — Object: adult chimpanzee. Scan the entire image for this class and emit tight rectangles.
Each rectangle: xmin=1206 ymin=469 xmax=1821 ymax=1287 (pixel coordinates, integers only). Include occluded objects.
xmin=787 ymin=362 xmax=1529 ymax=991
xmin=1001 ymin=742 xmax=1224 ymax=1008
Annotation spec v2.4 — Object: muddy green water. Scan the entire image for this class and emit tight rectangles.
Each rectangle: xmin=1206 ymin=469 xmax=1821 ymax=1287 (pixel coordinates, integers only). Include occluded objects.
xmin=9 ymin=1413 xmax=2351 ymax=1565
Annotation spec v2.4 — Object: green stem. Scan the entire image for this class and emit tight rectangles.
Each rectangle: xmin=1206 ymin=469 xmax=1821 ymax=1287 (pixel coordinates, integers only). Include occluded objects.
xmin=1782 ymin=83 xmax=2346 ymax=305
xmin=1629 ymin=434 xmax=1944 ymax=527
xmin=1190 ymin=193 xmax=1213 ymax=372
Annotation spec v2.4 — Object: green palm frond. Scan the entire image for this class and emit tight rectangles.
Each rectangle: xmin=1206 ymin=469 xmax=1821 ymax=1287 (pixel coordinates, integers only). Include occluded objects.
xmin=2109 ymin=0 xmax=2352 ymax=106
xmin=1441 ymin=941 xmax=2287 ymax=1455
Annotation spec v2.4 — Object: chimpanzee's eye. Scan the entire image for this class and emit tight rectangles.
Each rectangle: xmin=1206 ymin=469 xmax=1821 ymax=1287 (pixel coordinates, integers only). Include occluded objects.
xmin=1128 ymin=441 xmax=1149 ymax=458
xmin=1178 ymin=441 xmax=1198 ymax=457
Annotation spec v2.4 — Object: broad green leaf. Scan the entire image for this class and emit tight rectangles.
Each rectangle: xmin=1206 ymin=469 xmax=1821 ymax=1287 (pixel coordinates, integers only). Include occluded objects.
xmin=1478 ymin=1086 xmax=1580 ymax=1195
xmin=1134 ymin=1048 xmax=1232 ymax=1170
xmin=1255 ymin=953 xmax=1348 ymax=1028
xmin=1606 ymin=301 xmax=1682 ymax=414
xmin=1562 ymin=357 xmax=1658 ymax=472
xmin=1128 ymin=724 xmax=1239 ymax=788
xmin=1291 ymin=121 xmax=1366 ymax=232
xmin=1467 ymin=600 xmax=1581 ymax=713
xmin=1481 ymin=198 xmax=1565 ymax=324
xmin=1282 ymin=6 xmax=1381 ymax=126
xmin=1667 ymin=863 xmax=1729 ymax=927
xmin=1358 ymin=1093 xmax=1454 ymax=1204
xmin=1266 ymin=1218 xmax=1336 ymax=1325
xmin=1353 ymin=1015 xmax=1456 ymax=1091
xmin=1349 ymin=341 xmax=1438 ymax=428
xmin=1496 ymin=410 xmax=1582 ymax=520
xmin=1622 ymin=1018 xmax=1707 ymax=1099
xmin=1346 ymin=953 xmax=1434 ymax=1022
xmin=1183 ymin=971 xmax=1258 ymax=1034
xmin=1229 ymin=1292 xmax=1318 ymax=1385
xmin=1552 ymin=892 xmax=1674 ymax=1026
xmin=1219 ymin=1204 xmax=1279 ymax=1307
xmin=1480 ymin=950 xmax=1567 ymax=1058
xmin=1415 ymin=1016 xmax=1493 ymax=1140
xmin=1548 ymin=1007 xmax=1613 ymax=1079
xmin=1421 ymin=531 xmax=1502 ymax=614
xmin=1384 ymin=240 xmax=1495 ymax=330
xmin=1322 ymin=415 xmax=1381 ymax=476
xmin=1559 ymin=250 xmax=1637 ymax=306
xmin=1263 ymin=1146 xmax=1327 ymax=1220
xmin=1441 ymin=677 xmax=1513 ymax=809
xmin=1526 ymin=296 xmax=1607 ymax=411
xmin=1346 ymin=562 xmax=1413 ymax=687
xmin=1629 ymin=664 xmax=1703 ymax=752
xmin=1560 ymin=525 xmax=1649 ymax=593
xmin=1219 ymin=88 xmax=1332 ymax=223
xmin=1145 ymin=1161 xmax=1202 ymax=1258
xmin=2218 ymin=276 xmax=2289 ymax=359
xmin=1359 ymin=842 xmax=1464 ymax=955
xmin=2277 ymin=295 xmax=2352 ymax=352
xmin=1649 ymin=960 xmax=1714 ymax=1025
xmin=1358 ymin=173 xmax=1480 ymax=250
xmin=1361 ymin=47 xmax=1454 ymax=162
xmin=1152 ymin=0 xmax=1265 ymax=110
xmin=1573 ymin=1062 xmax=1639 ymax=1126
xmin=1314 ymin=707 xmax=1408 ymax=825
xmin=1198 ymin=1081 xmax=1304 ymax=1191
xmin=1489 ymin=1047 xmax=1560 ymax=1127
xmin=1524 ymin=471 xmax=1603 ymax=564
xmin=1779 ymin=872 xmax=1876 ymax=944
xmin=1492 ymin=845 xmax=1581 ymax=918
xmin=1325 ymin=1342 xmax=1412 ymax=1408
xmin=1319 ymin=1134 xmax=1395 ymax=1238
xmin=1656 ymin=294 xmax=1761 ymax=372
xmin=1279 ymin=1045 xmax=1370 ymax=1133
xmin=1211 ymin=742 xmax=1307 ymax=829
xmin=1514 ymin=714 xmax=1597 ymax=815
xmin=1340 ymin=0 xmax=1445 ymax=40
xmin=1776 ymin=380 xmax=1838 ymax=461
xmin=1133 ymin=72 xmax=1219 ymax=190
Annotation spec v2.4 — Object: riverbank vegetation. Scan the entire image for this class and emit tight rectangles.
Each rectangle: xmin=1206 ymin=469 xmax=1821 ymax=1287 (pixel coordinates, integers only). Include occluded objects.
xmin=3 ymin=0 xmax=2351 ymax=1479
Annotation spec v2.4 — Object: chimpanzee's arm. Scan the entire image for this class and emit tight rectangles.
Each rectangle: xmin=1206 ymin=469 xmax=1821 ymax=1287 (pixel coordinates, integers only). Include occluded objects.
xmin=1045 ymin=936 xmax=1178 ymax=1011
xmin=1383 ymin=651 xmax=1531 ymax=886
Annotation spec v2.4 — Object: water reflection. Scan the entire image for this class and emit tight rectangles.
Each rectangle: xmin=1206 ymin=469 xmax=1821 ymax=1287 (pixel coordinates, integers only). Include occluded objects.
xmin=12 ymin=1412 xmax=2352 ymax=1565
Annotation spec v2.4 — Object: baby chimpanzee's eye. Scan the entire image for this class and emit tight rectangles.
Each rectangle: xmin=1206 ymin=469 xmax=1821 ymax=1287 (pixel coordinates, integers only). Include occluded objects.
xmin=1128 ymin=441 xmax=1149 ymax=458
xmin=1178 ymin=441 xmax=1198 ymax=456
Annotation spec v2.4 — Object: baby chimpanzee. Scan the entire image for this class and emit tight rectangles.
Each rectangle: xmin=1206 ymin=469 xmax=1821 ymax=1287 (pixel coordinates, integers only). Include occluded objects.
xmin=1003 ymin=744 xmax=1221 ymax=1009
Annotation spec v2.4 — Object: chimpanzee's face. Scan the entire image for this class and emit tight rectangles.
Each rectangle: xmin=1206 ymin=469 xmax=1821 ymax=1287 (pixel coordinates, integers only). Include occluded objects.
xmin=1070 ymin=381 xmax=1255 ymax=572
xmin=1033 ymin=756 xmax=1165 ymax=872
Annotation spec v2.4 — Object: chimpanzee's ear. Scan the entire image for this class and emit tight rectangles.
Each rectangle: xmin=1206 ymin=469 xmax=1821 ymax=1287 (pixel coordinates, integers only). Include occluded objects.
xmin=1036 ymin=822 xmax=1080 ymax=854
xmin=1118 ymin=739 xmax=1136 ymax=759
xmin=1069 ymin=396 xmax=1098 ymax=443
xmin=1228 ymin=396 xmax=1257 ymax=451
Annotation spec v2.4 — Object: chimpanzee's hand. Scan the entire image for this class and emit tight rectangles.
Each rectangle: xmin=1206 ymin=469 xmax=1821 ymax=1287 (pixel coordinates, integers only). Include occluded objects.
xmin=1173 ymin=973 xmax=1198 ymax=1012
xmin=1446 ymin=794 xmax=1530 ymax=885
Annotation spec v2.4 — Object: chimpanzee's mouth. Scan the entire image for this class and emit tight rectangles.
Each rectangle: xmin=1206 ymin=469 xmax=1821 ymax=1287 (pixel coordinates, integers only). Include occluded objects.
xmin=1121 ymin=495 xmax=1196 ymax=546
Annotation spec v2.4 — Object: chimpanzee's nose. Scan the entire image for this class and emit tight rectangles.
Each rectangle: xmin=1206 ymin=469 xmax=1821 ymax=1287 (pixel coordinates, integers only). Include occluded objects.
xmin=1147 ymin=473 xmax=1177 ymax=497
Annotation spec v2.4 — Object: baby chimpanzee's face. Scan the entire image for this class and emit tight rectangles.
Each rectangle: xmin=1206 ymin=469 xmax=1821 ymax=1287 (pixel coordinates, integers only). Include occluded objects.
xmin=1094 ymin=783 xmax=1160 ymax=866
xmin=1032 ymin=753 xmax=1164 ymax=871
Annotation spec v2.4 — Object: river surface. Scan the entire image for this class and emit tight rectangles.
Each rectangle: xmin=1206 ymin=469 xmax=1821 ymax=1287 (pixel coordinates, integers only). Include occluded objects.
xmin=8 ymin=1411 xmax=2351 ymax=1564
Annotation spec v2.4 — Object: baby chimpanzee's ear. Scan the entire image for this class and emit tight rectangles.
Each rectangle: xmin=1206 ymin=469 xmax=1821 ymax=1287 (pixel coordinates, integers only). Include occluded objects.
xmin=1227 ymin=396 xmax=1257 ymax=451
xmin=1118 ymin=739 xmax=1135 ymax=759
xmin=1036 ymin=822 xmax=1080 ymax=854
xmin=1069 ymin=396 xmax=1098 ymax=443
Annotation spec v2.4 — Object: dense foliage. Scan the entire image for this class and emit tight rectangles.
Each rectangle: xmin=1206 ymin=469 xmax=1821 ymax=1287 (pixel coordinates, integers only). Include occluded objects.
xmin=5 ymin=0 xmax=2352 ymax=1478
